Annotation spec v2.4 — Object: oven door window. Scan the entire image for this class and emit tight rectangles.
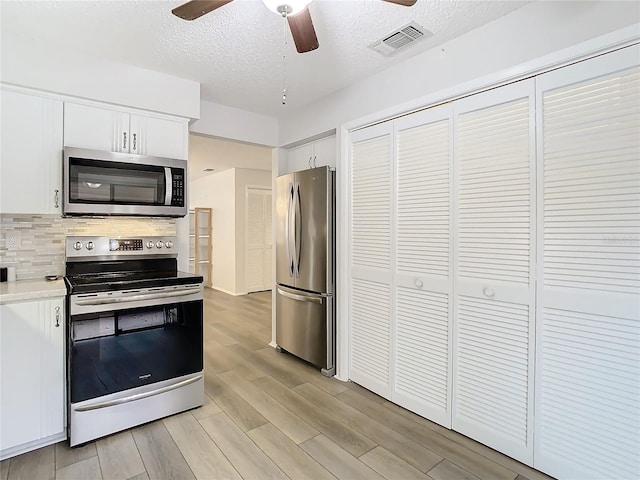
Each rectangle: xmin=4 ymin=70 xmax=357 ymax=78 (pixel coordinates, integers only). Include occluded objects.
xmin=69 ymin=158 xmax=167 ymax=206
xmin=69 ymin=300 xmax=203 ymax=403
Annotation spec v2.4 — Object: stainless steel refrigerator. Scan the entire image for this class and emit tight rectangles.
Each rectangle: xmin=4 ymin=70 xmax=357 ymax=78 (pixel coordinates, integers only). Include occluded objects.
xmin=275 ymin=166 xmax=335 ymax=376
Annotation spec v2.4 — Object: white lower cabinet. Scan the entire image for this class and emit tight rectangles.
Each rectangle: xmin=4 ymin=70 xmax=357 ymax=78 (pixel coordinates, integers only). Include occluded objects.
xmin=0 ymin=297 xmax=66 ymax=460
xmin=347 ymin=44 xmax=639 ymax=480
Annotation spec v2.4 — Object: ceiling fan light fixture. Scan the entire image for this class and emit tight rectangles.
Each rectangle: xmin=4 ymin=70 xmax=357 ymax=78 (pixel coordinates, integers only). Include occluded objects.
xmin=262 ymin=0 xmax=311 ymax=16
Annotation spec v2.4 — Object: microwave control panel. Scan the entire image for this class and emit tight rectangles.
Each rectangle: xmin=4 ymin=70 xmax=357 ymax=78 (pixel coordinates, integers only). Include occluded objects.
xmin=171 ymin=168 xmax=185 ymax=207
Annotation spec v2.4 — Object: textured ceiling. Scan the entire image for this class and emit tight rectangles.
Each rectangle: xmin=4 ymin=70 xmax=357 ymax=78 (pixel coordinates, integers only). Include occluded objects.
xmin=0 ymin=0 xmax=527 ymax=118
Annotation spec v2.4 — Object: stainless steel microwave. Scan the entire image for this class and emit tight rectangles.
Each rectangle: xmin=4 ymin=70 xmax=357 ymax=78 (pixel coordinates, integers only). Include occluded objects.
xmin=63 ymin=147 xmax=187 ymax=217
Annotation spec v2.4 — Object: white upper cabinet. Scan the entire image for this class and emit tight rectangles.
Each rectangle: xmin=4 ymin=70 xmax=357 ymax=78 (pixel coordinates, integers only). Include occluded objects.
xmin=0 ymin=88 xmax=63 ymax=214
xmin=64 ymin=102 xmax=189 ymax=159
xmin=534 ymin=44 xmax=640 ymax=480
xmin=286 ymin=135 xmax=336 ymax=173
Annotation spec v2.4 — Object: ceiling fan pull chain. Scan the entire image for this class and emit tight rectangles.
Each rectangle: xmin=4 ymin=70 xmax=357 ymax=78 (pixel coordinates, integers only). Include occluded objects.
xmin=282 ymin=13 xmax=287 ymax=105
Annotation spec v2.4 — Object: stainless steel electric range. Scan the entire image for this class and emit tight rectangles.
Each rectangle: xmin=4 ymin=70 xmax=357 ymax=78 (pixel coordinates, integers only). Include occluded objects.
xmin=64 ymin=236 xmax=204 ymax=447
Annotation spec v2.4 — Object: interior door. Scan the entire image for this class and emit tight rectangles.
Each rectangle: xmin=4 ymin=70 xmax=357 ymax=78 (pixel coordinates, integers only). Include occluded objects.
xmin=452 ymin=78 xmax=536 ymax=465
xmin=246 ymin=187 xmax=272 ymax=293
xmin=534 ymin=44 xmax=640 ymax=480
xmin=349 ymin=122 xmax=394 ymax=398
xmin=393 ymin=103 xmax=454 ymax=428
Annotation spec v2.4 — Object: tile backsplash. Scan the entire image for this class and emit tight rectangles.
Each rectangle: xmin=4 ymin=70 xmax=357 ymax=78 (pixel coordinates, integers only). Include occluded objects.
xmin=0 ymin=215 xmax=176 ymax=281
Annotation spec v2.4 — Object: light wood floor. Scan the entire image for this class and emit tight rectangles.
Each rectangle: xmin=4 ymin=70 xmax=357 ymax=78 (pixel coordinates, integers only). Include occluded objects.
xmin=1 ymin=288 xmax=555 ymax=480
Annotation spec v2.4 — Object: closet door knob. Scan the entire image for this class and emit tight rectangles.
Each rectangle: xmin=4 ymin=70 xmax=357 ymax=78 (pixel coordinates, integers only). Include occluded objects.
xmin=483 ymin=287 xmax=495 ymax=298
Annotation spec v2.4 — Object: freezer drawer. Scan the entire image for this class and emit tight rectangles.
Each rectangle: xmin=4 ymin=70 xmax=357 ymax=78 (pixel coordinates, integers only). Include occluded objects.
xmin=276 ymin=285 xmax=334 ymax=375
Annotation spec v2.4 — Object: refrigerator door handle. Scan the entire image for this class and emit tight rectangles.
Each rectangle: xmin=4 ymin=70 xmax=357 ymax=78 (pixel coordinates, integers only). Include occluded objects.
xmin=294 ymin=182 xmax=302 ymax=278
xmin=286 ymin=183 xmax=295 ymax=277
xmin=277 ymin=286 xmax=324 ymax=304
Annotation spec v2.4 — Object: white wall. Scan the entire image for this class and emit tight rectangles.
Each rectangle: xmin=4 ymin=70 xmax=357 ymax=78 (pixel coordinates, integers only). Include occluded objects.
xmin=235 ymin=169 xmax=273 ymax=295
xmin=278 ymin=1 xmax=640 ymax=145
xmin=0 ymin=32 xmax=199 ymax=119
xmin=189 ymin=134 xmax=272 ymax=181
xmin=191 ymin=100 xmax=279 ymax=147
xmin=191 ymin=169 xmax=237 ymax=295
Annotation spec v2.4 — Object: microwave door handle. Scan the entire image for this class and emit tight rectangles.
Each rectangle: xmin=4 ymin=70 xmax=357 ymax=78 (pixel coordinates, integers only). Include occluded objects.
xmin=164 ymin=168 xmax=172 ymax=206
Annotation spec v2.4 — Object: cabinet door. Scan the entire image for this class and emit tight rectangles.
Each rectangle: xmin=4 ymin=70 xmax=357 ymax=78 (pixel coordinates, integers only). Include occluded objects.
xmin=0 ymin=298 xmax=65 ymax=456
xmin=286 ymin=143 xmax=314 ymax=173
xmin=132 ymin=114 xmax=189 ymax=159
xmin=452 ymin=79 xmax=536 ymax=465
xmin=0 ymin=90 xmax=63 ymax=214
xmin=312 ymin=135 xmax=336 ymax=168
xmin=349 ymin=122 xmax=394 ymax=398
xmin=534 ymin=45 xmax=640 ymax=480
xmin=64 ymin=102 xmax=128 ymax=153
xmin=393 ymin=104 xmax=453 ymax=428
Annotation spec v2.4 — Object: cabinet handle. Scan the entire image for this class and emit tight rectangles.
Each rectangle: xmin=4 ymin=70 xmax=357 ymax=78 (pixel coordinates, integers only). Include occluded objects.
xmin=54 ymin=189 xmax=59 ymax=208
xmin=313 ymin=155 xmax=317 ymax=168
xmin=123 ymin=132 xmax=127 ymax=150
xmin=308 ymin=156 xmax=312 ymax=169
xmin=54 ymin=306 xmax=60 ymax=327
xmin=132 ymin=133 xmax=137 ymax=151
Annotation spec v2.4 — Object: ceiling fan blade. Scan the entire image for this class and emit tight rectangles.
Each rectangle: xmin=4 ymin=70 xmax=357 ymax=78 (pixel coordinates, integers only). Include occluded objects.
xmin=172 ymin=0 xmax=234 ymax=21
xmin=381 ymin=0 xmax=417 ymax=6
xmin=287 ymin=7 xmax=319 ymax=54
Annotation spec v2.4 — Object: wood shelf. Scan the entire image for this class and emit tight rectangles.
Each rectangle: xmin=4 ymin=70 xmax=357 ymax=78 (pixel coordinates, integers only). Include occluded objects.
xmin=189 ymin=207 xmax=212 ymax=287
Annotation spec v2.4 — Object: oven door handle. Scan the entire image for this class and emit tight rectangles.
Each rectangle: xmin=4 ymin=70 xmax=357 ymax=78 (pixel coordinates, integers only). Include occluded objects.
xmin=73 ymin=287 xmax=202 ymax=306
xmin=73 ymin=374 xmax=203 ymax=412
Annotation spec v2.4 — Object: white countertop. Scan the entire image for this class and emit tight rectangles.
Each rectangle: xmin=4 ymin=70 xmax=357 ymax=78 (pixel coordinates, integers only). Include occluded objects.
xmin=0 ymin=278 xmax=67 ymax=304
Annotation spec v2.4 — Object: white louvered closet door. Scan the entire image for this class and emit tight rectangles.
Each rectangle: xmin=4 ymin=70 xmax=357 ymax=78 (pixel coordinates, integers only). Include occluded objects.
xmin=452 ymin=79 xmax=536 ymax=465
xmin=393 ymin=104 xmax=453 ymax=428
xmin=534 ymin=45 xmax=640 ymax=480
xmin=349 ymin=122 xmax=394 ymax=397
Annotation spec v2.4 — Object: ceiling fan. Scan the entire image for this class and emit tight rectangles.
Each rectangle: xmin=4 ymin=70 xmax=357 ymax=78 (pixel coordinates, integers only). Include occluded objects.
xmin=172 ymin=0 xmax=417 ymax=54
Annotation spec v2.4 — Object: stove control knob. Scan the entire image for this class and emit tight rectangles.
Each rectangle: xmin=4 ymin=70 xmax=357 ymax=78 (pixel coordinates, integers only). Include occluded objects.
xmin=73 ymin=241 xmax=83 ymax=250
xmin=165 ymin=241 xmax=173 ymax=248
xmin=156 ymin=241 xmax=164 ymax=249
xmin=146 ymin=241 xmax=154 ymax=249
xmin=86 ymin=241 xmax=94 ymax=251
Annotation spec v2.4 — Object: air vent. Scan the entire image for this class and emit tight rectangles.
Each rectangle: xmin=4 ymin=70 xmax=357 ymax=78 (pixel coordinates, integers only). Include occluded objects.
xmin=369 ymin=22 xmax=431 ymax=56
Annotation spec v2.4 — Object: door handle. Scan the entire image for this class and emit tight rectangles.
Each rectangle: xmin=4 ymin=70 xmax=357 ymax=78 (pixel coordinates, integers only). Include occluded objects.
xmin=54 ymin=306 xmax=60 ymax=327
xmin=286 ymin=183 xmax=295 ymax=277
xmin=54 ymin=189 xmax=59 ymax=209
xmin=294 ymin=182 xmax=302 ymax=277
xmin=277 ymin=287 xmax=324 ymax=304
xmin=122 ymin=131 xmax=127 ymax=150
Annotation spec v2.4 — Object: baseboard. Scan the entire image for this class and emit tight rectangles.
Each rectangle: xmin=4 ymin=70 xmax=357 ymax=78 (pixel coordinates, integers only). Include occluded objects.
xmin=209 ymin=286 xmax=245 ymax=296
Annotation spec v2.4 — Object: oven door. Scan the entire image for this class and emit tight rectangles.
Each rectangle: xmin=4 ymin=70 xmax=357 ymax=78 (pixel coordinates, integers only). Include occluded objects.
xmin=68 ymin=285 xmax=203 ymax=405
